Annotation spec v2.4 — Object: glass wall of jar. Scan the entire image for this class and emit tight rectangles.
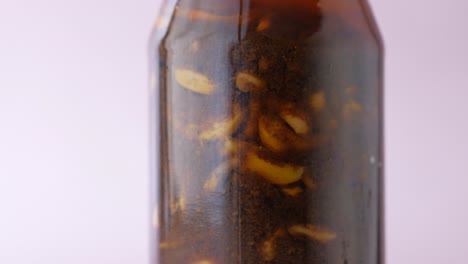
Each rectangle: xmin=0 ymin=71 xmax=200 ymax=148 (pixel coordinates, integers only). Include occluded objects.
xmin=150 ymin=0 xmax=383 ymax=263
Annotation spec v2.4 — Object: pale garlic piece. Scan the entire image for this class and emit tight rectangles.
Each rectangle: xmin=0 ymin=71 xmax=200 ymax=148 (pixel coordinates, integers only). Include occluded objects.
xmin=310 ymin=91 xmax=326 ymax=112
xmin=191 ymin=259 xmax=215 ymax=264
xmin=152 ymin=207 xmax=159 ymax=228
xmin=178 ymin=194 xmax=186 ymax=211
xmin=159 ymin=240 xmax=182 ymax=250
xmin=221 ymin=138 xmax=238 ymax=156
xmin=168 ymin=172 xmax=187 ymax=215
xmin=279 ymin=108 xmax=310 ymax=135
xmin=259 ymin=113 xmax=328 ymax=153
xmin=342 ymin=100 xmax=362 ymax=119
xmin=261 ymin=239 xmax=275 ymax=261
xmin=169 ymin=192 xmax=186 ymax=215
xmin=198 ymin=110 xmax=245 ymax=141
xmin=204 ymin=158 xmax=238 ymax=192
xmin=244 ymin=149 xmax=304 ymax=185
xmin=203 ymin=163 xmax=228 ymax=192
xmin=258 ymin=114 xmax=309 ymax=153
xmin=260 ymin=228 xmax=287 ymax=261
xmin=235 ymin=72 xmax=266 ymax=92
xmin=221 ymin=138 xmax=250 ymax=157
xmin=258 ymin=114 xmax=293 ymax=153
xmin=177 ymin=8 xmax=240 ymax=23
xmin=174 ymin=69 xmax=216 ymax=95
xmin=191 ymin=40 xmax=200 ymax=52
xmin=282 ymin=186 xmax=304 ymax=197
xmin=288 ymin=224 xmax=337 ymax=243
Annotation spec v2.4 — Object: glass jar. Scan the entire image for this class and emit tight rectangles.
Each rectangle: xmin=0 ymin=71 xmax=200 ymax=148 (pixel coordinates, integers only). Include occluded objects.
xmin=149 ymin=0 xmax=383 ymax=263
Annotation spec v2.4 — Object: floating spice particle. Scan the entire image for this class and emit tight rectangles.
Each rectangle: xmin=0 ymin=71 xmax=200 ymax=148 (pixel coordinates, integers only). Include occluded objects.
xmin=257 ymin=16 xmax=271 ymax=32
xmin=282 ymin=186 xmax=304 ymax=196
xmin=174 ymin=69 xmax=216 ymax=95
xmin=345 ymin=85 xmax=357 ymax=96
xmin=258 ymin=57 xmax=269 ymax=71
xmin=310 ymin=91 xmax=326 ymax=112
xmin=260 ymin=228 xmax=287 ymax=261
xmin=302 ymin=174 xmax=318 ymax=190
xmin=327 ymin=119 xmax=339 ymax=131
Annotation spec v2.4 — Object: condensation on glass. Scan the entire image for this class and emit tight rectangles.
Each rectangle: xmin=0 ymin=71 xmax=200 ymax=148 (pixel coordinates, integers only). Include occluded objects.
xmin=150 ymin=0 xmax=383 ymax=263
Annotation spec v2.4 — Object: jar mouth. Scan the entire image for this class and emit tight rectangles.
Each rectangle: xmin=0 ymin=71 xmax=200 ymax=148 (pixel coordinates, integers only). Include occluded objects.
xmin=177 ymin=0 xmax=242 ymax=16
xmin=176 ymin=0 xmax=322 ymax=16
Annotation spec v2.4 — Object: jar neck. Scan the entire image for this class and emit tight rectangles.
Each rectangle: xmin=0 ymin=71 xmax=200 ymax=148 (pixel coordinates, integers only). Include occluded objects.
xmin=162 ymin=0 xmax=369 ymax=18
xmin=157 ymin=0 xmax=377 ymax=39
xmin=252 ymin=0 xmax=367 ymax=20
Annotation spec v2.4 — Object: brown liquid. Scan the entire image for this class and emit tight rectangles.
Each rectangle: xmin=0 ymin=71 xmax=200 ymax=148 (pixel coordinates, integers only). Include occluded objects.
xmin=151 ymin=1 xmax=383 ymax=263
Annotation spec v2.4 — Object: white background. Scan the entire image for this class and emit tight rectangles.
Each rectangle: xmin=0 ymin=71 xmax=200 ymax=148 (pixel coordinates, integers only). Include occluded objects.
xmin=0 ymin=0 xmax=467 ymax=263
